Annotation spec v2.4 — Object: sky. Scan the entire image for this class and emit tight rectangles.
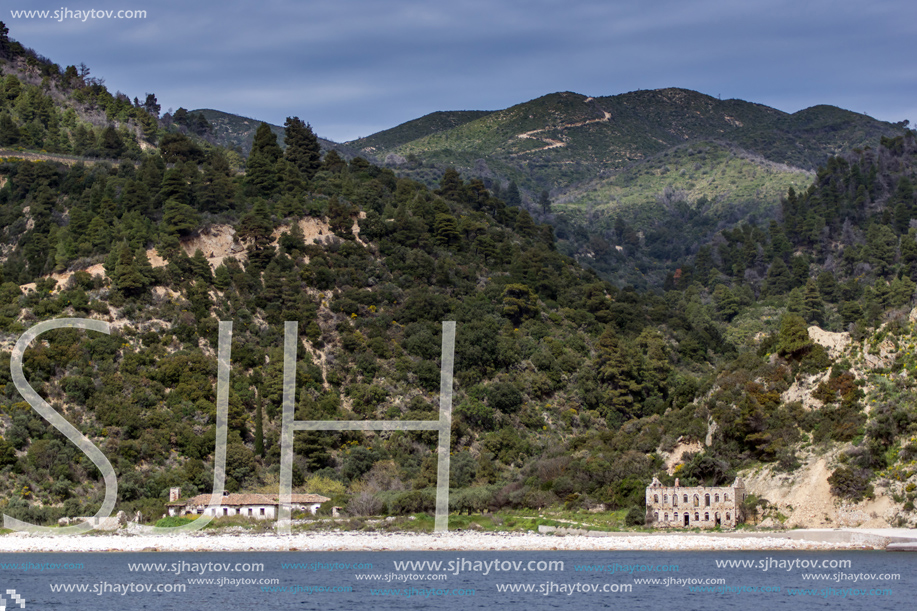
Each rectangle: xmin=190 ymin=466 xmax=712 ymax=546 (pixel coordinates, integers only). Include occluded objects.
xmin=5 ymin=0 xmax=917 ymax=143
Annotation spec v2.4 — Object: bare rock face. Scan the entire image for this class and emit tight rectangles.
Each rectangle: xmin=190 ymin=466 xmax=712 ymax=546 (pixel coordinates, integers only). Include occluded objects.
xmin=807 ymin=326 xmax=851 ymax=358
xmin=781 ymin=370 xmax=830 ymax=411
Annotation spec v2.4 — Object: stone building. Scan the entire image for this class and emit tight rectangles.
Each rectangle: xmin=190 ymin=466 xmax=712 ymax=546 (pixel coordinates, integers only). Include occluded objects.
xmin=645 ymin=476 xmax=746 ymax=529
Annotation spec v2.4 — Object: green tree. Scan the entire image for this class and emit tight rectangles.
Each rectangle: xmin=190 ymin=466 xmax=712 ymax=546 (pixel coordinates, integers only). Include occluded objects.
xmin=501 ymin=284 xmax=538 ymax=324
xmin=433 ymin=213 xmax=460 ymax=246
xmin=245 ymin=123 xmax=282 ymax=196
xmin=802 ymin=279 xmax=824 ymax=324
xmin=98 ymin=125 xmax=124 ymax=158
xmin=594 ymin=327 xmax=643 ymax=422
xmin=283 ymin=116 xmax=321 ymax=180
xmin=0 ymin=22 xmax=9 ymax=58
xmin=112 ymin=244 xmax=148 ymax=296
xmin=437 ymin=168 xmax=464 ymax=201
xmin=504 ymin=181 xmax=521 ymax=206
xmin=163 ymin=197 xmax=200 ymax=236
xmin=763 ymin=257 xmax=792 ymax=296
xmin=321 ymin=149 xmax=345 ymax=173
xmin=538 ymin=189 xmax=551 ymax=214
xmin=776 ymin=314 xmax=812 ymax=359
xmin=0 ymin=112 xmax=19 ymax=146
xmin=713 ymin=284 xmax=741 ymax=321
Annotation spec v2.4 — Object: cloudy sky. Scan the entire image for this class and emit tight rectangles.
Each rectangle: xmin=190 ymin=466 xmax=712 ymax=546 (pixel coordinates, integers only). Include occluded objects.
xmin=6 ymin=0 xmax=916 ymax=142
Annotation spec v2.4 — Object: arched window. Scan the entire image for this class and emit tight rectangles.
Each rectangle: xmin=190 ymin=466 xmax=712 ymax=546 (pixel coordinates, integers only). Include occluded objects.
xmin=704 ymin=512 xmax=709 ymax=521
xmin=673 ymin=512 xmax=678 ymax=521
xmin=664 ymin=513 xmax=668 ymax=521
xmin=694 ymin=512 xmax=699 ymax=522
xmin=724 ymin=493 xmax=729 ymax=501
xmin=683 ymin=494 xmax=688 ymax=503
xmin=664 ymin=494 xmax=668 ymax=504
xmin=726 ymin=512 xmax=731 ymax=521
xmin=715 ymin=494 xmax=720 ymax=503
xmin=705 ymin=494 xmax=710 ymax=507
xmin=654 ymin=495 xmax=659 ymax=503
xmin=654 ymin=512 xmax=658 ymax=521
xmin=674 ymin=494 xmax=678 ymax=506
xmin=694 ymin=495 xmax=699 ymax=507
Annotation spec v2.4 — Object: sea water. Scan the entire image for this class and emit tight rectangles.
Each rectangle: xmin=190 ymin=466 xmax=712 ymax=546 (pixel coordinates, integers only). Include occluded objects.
xmin=0 ymin=550 xmax=912 ymax=610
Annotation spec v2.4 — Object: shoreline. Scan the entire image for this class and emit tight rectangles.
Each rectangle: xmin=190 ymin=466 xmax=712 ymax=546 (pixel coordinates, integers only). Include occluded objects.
xmin=1 ymin=528 xmax=913 ymax=553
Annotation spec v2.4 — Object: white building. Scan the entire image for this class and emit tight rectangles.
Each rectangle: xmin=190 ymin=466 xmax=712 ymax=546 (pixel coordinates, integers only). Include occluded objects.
xmin=166 ymin=491 xmax=330 ymax=519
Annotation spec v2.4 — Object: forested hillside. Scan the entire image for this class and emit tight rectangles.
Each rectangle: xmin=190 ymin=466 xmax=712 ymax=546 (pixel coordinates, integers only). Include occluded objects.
xmin=2 ymin=22 xmax=917 ymax=530
xmin=347 ymin=89 xmax=909 ymax=289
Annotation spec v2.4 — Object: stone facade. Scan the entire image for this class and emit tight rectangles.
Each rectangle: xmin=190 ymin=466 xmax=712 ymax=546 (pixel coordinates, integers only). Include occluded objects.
xmin=645 ymin=476 xmax=746 ymax=529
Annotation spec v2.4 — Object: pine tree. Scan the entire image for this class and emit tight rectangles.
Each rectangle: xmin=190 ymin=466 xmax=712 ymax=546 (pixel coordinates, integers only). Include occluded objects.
xmin=504 ymin=181 xmax=521 ymax=206
xmin=245 ymin=123 xmax=282 ymax=196
xmin=163 ymin=197 xmax=199 ymax=236
xmin=802 ymin=279 xmax=824 ymax=324
xmin=433 ymin=213 xmax=460 ymax=246
xmin=539 ymin=189 xmax=551 ymax=215
xmin=763 ymin=258 xmax=791 ymax=296
xmin=437 ymin=168 xmax=464 ymax=202
xmin=99 ymin=125 xmax=124 ymax=158
xmin=321 ymin=149 xmax=345 ymax=173
xmin=0 ymin=112 xmax=19 ymax=146
xmin=113 ymin=244 xmax=147 ymax=296
xmin=198 ymin=152 xmax=235 ymax=212
xmin=134 ymin=247 xmax=155 ymax=286
xmin=776 ymin=314 xmax=812 ymax=359
xmin=213 ymin=263 xmax=231 ymax=291
xmin=283 ymin=116 xmax=321 ymax=180
xmin=251 ymin=122 xmax=282 ymax=162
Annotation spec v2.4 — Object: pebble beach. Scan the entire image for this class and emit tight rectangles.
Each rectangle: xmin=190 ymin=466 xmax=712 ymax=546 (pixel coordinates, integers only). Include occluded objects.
xmin=0 ymin=529 xmax=900 ymax=553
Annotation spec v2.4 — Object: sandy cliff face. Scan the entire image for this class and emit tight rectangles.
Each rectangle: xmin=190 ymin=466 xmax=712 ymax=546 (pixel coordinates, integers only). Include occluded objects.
xmin=741 ymin=450 xmax=901 ymax=529
xmin=736 ymin=322 xmax=917 ymax=530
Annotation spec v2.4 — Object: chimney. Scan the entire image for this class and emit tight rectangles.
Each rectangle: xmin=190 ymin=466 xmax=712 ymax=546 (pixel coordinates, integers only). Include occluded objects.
xmin=169 ymin=487 xmax=181 ymax=502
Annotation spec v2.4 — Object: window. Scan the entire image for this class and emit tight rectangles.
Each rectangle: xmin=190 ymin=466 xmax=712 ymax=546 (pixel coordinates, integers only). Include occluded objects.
xmin=705 ymin=494 xmax=710 ymax=507
xmin=683 ymin=494 xmax=688 ymax=503
xmin=654 ymin=495 xmax=659 ymax=503
xmin=724 ymin=493 xmax=729 ymax=501
xmin=704 ymin=512 xmax=709 ymax=521
xmin=726 ymin=512 xmax=731 ymax=521
xmin=260 ymin=507 xmax=265 ymax=516
xmin=223 ymin=508 xmax=228 ymax=516
xmin=673 ymin=512 xmax=678 ymax=521
xmin=694 ymin=512 xmax=699 ymax=522
xmin=664 ymin=513 xmax=668 ymax=521
xmin=664 ymin=494 xmax=668 ymax=504
xmin=715 ymin=494 xmax=720 ymax=503
xmin=654 ymin=512 xmax=658 ymax=521
xmin=673 ymin=495 xmax=678 ymax=506
xmin=248 ymin=508 xmax=253 ymax=516
xmin=694 ymin=495 xmax=699 ymax=507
